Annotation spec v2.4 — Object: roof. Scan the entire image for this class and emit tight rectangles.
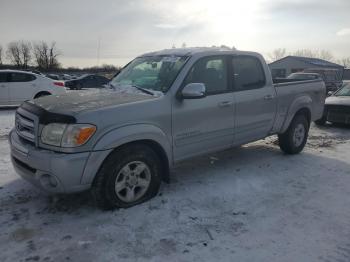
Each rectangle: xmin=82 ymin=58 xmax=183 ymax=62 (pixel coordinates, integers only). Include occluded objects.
xmin=269 ymin=55 xmax=344 ymax=68
xmin=0 ymin=69 xmax=37 ymax=75
xmin=141 ymin=47 xmax=237 ymax=57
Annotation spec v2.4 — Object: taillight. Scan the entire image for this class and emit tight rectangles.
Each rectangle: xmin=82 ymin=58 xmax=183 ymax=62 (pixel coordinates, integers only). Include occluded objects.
xmin=53 ymin=81 xmax=65 ymax=87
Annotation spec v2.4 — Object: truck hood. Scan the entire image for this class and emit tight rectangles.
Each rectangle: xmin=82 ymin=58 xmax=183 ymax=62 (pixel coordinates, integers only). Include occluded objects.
xmin=326 ymin=96 xmax=350 ymax=106
xmin=33 ymin=89 xmax=158 ymax=114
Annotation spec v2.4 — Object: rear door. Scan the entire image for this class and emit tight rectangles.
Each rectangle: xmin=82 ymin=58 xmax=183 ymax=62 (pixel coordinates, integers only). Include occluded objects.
xmin=8 ymin=72 xmax=37 ymax=103
xmin=84 ymin=75 xmax=97 ymax=88
xmin=0 ymin=72 xmax=10 ymax=105
xmin=232 ymin=55 xmax=277 ymax=145
xmin=172 ymin=55 xmax=235 ymax=161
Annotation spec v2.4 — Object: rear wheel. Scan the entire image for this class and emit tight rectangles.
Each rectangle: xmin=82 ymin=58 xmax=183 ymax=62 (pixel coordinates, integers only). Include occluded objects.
xmin=91 ymin=144 xmax=162 ymax=210
xmin=278 ymin=114 xmax=309 ymax=154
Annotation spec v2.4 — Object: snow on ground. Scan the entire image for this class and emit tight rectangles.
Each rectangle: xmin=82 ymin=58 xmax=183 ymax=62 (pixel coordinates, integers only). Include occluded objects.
xmin=0 ymin=109 xmax=350 ymax=262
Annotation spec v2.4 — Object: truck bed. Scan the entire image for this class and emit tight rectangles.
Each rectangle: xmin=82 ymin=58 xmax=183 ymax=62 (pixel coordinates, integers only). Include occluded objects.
xmin=271 ymin=78 xmax=326 ymax=134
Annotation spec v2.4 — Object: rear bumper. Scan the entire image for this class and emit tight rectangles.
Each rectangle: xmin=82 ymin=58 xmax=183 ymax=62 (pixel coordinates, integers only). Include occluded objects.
xmin=9 ymin=129 xmax=92 ymax=193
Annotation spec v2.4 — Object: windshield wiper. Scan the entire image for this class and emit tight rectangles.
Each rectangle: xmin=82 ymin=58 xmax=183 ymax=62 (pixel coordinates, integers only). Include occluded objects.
xmin=132 ymin=85 xmax=155 ymax=95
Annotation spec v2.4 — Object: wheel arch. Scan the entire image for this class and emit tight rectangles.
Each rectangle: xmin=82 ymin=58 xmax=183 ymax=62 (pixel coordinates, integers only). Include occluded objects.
xmin=34 ymin=91 xmax=51 ymax=99
xmin=280 ymin=96 xmax=312 ymax=133
xmin=81 ymin=124 xmax=172 ymax=185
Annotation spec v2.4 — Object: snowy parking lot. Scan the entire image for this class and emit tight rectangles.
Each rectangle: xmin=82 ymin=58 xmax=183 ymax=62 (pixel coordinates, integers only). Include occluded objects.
xmin=0 ymin=109 xmax=350 ymax=262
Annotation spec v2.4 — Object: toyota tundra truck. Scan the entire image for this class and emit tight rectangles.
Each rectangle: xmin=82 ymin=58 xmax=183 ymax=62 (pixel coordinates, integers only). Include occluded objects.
xmin=9 ymin=47 xmax=326 ymax=209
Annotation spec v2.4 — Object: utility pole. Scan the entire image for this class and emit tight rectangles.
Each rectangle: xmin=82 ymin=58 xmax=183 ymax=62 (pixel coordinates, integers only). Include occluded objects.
xmin=97 ymin=37 xmax=101 ymax=66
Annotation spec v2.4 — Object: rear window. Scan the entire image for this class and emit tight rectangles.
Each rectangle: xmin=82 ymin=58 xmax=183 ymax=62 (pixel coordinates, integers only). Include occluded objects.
xmin=0 ymin=73 xmax=8 ymax=83
xmin=232 ymin=56 xmax=266 ymax=91
xmin=10 ymin=73 xmax=36 ymax=82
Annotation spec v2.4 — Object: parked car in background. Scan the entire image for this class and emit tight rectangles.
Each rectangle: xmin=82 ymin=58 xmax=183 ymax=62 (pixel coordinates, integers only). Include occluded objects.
xmin=64 ymin=74 xmax=110 ymax=90
xmin=46 ymin=74 xmax=60 ymax=80
xmin=287 ymin=72 xmax=321 ymax=81
xmin=0 ymin=70 xmax=66 ymax=106
xmin=315 ymin=81 xmax=350 ymax=125
xmin=9 ymin=48 xmax=326 ymax=209
xmin=303 ymin=68 xmax=343 ymax=92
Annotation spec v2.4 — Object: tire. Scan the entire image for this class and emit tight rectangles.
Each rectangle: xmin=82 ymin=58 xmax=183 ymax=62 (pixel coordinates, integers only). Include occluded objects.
xmin=91 ymin=144 xmax=162 ymax=210
xmin=76 ymin=83 xmax=83 ymax=90
xmin=278 ymin=114 xmax=309 ymax=154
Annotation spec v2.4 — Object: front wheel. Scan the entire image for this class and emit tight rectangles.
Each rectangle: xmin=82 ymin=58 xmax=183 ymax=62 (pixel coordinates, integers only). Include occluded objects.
xmin=91 ymin=144 xmax=162 ymax=210
xmin=278 ymin=114 xmax=309 ymax=154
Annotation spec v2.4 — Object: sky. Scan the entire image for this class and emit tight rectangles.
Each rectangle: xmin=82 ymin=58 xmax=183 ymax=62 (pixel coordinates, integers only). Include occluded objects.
xmin=0 ymin=0 xmax=349 ymax=68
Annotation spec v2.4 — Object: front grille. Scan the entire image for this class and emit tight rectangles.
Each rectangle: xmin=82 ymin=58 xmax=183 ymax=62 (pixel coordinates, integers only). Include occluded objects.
xmin=327 ymin=105 xmax=350 ymax=114
xmin=15 ymin=110 xmax=37 ymax=145
xmin=327 ymin=105 xmax=350 ymax=123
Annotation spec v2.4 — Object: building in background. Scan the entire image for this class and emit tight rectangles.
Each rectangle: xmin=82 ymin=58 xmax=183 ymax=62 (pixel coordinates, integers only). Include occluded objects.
xmin=269 ymin=56 xmax=344 ymax=79
xmin=343 ymin=69 xmax=350 ymax=80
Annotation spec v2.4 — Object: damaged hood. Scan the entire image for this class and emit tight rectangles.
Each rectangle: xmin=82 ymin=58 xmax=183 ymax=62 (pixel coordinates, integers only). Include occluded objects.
xmin=32 ymin=88 xmax=159 ymax=115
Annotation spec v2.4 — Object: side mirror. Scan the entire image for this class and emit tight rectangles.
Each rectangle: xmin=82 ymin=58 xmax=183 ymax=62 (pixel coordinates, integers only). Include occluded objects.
xmin=327 ymin=91 xmax=334 ymax=96
xmin=180 ymin=83 xmax=206 ymax=99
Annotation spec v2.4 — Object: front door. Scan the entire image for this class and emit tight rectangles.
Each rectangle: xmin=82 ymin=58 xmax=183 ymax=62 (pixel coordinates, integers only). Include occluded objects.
xmin=0 ymin=72 xmax=10 ymax=105
xmin=232 ymin=55 xmax=277 ymax=145
xmin=172 ymin=56 xmax=235 ymax=162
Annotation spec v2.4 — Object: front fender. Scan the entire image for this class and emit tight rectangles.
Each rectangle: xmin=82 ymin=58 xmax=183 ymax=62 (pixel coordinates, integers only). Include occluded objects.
xmin=80 ymin=124 xmax=172 ymax=185
xmin=94 ymin=123 xmax=172 ymax=163
xmin=281 ymin=96 xmax=312 ymax=133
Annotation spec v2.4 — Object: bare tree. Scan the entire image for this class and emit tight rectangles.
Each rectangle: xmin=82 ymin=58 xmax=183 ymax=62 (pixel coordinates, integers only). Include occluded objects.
xmin=20 ymin=41 xmax=32 ymax=68
xmin=33 ymin=41 xmax=49 ymax=69
xmin=33 ymin=41 xmax=61 ymax=70
xmin=319 ymin=50 xmax=334 ymax=61
xmin=6 ymin=41 xmax=22 ymax=67
xmin=268 ymin=48 xmax=286 ymax=62
xmin=0 ymin=45 xmax=3 ymax=65
xmin=293 ymin=49 xmax=317 ymax=58
xmin=337 ymin=57 xmax=350 ymax=68
xmin=48 ymin=42 xmax=61 ymax=69
xmin=6 ymin=40 xmax=32 ymax=68
xmin=293 ymin=49 xmax=334 ymax=61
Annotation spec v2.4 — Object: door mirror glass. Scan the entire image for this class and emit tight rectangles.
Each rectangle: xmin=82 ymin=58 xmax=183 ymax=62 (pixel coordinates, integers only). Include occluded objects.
xmin=181 ymin=83 xmax=206 ymax=99
xmin=327 ymin=91 xmax=334 ymax=96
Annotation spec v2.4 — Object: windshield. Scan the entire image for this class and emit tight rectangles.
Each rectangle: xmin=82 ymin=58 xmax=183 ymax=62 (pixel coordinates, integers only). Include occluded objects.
xmin=110 ymin=55 xmax=188 ymax=92
xmin=335 ymin=83 xmax=350 ymax=96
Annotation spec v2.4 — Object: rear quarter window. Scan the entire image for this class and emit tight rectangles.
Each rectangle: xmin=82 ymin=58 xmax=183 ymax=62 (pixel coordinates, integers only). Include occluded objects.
xmin=0 ymin=73 xmax=8 ymax=82
xmin=10 ymin=73 xmax=36 ymax=82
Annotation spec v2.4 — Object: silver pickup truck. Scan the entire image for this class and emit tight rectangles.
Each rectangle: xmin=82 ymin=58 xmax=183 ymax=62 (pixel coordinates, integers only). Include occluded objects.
xmin=9 ymin=47 xmax=326 ymax=209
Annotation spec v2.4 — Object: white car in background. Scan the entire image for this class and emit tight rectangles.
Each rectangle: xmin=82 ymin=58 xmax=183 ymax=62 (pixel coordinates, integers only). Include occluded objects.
xmin=0 ymin=70 xmax=66 ymax=106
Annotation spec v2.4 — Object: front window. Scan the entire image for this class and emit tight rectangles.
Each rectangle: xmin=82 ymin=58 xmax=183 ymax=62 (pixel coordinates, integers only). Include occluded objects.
xmin=110 ymin=56 xmax=188 ymax=93
xmin=335 ymin=84 xmax=350 ymax=96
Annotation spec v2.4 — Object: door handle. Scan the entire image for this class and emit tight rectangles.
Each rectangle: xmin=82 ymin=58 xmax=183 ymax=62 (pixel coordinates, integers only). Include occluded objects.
xmin=264 ymin=94 xmax=274 ymax=100
xmin=0 ymin=85 xmax=6 ymax=88
xmin=218 ymin=101 xmax=233 ymax=108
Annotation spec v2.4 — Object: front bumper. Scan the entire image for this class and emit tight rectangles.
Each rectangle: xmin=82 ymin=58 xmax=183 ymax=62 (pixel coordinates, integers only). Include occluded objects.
xmin=326 ymin=106 xmax=350 ymax=124
xmin=9 ymin=130 xmax=92 ymax=193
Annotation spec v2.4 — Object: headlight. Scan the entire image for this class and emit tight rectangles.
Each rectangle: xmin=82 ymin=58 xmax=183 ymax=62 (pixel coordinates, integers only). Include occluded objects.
xmin=41 ymin=123 xmax=96 ymax=147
